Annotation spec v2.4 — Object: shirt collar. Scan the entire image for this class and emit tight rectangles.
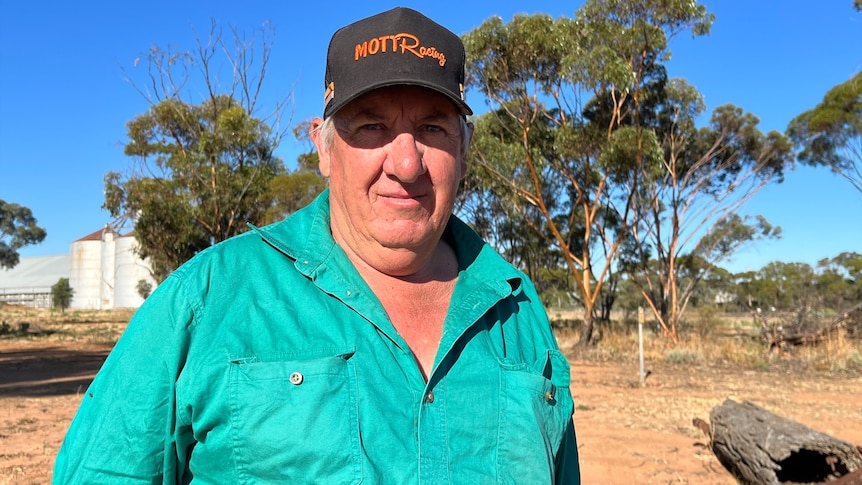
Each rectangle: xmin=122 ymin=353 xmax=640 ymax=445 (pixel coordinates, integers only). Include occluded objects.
xmin=250 ymin=189 xmax=524 ymax=294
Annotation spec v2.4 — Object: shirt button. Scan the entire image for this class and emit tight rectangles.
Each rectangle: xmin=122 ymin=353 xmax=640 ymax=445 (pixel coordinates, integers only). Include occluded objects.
xmin=424 ymin=391 xmax=435 ymax=404
xmin=289 ymin=372 xmax=304 ymax=385
xmin=545 ymin=390 xmax=555 ymax=403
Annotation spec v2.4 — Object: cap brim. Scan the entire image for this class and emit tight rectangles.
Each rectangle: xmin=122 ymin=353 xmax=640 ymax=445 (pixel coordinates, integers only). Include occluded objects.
xmin=324 ymin=80 xmax=473 ymax=119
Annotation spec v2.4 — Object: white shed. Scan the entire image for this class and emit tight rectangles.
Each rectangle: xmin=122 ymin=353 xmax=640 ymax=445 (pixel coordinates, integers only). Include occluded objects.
xmin=0 ymin=254 xmax=70 ymax=308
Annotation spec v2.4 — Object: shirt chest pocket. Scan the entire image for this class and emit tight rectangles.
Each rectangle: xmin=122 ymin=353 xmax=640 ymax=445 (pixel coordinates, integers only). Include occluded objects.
xmin=228 ymin=349 xmax=361 ymax=484
xmin=498 ymin=349 xmax=574 ymax=484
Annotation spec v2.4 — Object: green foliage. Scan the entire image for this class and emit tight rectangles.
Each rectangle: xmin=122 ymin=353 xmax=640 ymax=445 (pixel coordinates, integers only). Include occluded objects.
xmin=575 ymin=0 xmax=713 ymax=92
xmin=135 ymin=279 xmax=153 ymax=300
xmin=0 ymin=200 xmax=47 ymax=270
xmin=107 ymin=21 xmax=293 ymax=281
xmin=262 ymin=172 xmax=326 ymax=224
xmin=815 ymin=252 xmax=861 ymax=311
xmin=460 ymin=1 xmax=796 ymax=344
xmin=51 ymin=277 xmax=74 ymax=313
xmin=758 ymin=261 xmax=817 ymax=310
xmin=619 ymin=90 xmax=792 ymax=339
xmin=464 ymin=13 xmax=579 ymax=102
xmin=260 ymin=121 xmax=327 ymax=224
xmin=0 ymin=321 xmax=31 ymax=336
xmin=694 ymin=214 xmax=781 ymax=266
xmin=729 ymin=254 xmax=862 ymax=314
xmin=787 ymin=71 xmax=862 ymax=192
xmin=598 ymin=126 xmax=663 ymax=180
xmin=717 ymin=252 xmax=860 ymax=315
xmin=462 ymin=2 xmax=718 ymax=345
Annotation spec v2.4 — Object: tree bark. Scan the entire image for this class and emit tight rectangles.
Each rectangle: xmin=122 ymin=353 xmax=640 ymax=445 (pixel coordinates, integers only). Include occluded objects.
xmin=701 ymin=399 xmax=862 ymax=485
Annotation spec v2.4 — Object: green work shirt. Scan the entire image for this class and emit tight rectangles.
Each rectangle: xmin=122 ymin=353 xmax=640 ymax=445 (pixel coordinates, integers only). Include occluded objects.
xmin=54 ymin=191 xmax=580 ymax=484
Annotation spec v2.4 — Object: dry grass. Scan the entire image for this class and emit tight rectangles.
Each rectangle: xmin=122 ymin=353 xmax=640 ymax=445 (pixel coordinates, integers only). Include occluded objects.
xmin=0 ymin=304 xmax=134 ymax=346
xmin=4 ymin=303 xmax=860 ymax=376
xmin=551 ymin=309 xmax=862 ymax=376
xmin=0 ymin=304 xmax=134 ymax=325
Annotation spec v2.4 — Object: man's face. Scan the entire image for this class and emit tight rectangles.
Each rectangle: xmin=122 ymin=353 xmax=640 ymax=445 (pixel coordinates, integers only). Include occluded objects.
xmin=312 ymin=85 xmax=470 ymax=275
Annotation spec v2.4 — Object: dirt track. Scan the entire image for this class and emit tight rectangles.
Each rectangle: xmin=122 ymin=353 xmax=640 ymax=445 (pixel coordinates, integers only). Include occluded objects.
xmin=2 ymin=334 xmax=861 ymax=484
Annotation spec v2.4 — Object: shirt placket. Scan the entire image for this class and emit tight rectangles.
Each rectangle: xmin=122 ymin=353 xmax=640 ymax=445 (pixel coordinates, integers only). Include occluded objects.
xmin=418 ymin=377 xmax=449 ymax=485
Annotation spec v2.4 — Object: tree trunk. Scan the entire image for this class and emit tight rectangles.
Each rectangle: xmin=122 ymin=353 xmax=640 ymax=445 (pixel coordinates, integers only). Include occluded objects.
xmin=703 ymin=399 xmax=862 ymax=485
xmin=577 ymin=312 xmax=594 ymax=347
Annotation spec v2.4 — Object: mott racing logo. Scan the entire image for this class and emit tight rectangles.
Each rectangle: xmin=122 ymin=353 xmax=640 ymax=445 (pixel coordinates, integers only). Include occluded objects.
xmin=354 ymin=33 xmax=447 ymax=67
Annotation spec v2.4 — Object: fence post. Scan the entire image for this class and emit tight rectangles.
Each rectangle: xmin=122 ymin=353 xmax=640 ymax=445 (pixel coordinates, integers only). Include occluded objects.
xmin=638 ymin=306 xmax=645 ymax=387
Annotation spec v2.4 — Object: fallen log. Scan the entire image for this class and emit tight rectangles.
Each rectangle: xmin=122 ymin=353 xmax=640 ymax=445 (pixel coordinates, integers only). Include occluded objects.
xmin=756 ymin=302 xmax=862 ymax=352
xmin=696 ymin=399 xmax=862 ymax=485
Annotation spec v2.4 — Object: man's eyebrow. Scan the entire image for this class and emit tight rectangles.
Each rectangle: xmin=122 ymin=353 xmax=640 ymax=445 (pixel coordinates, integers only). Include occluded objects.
xmin=341 ymin=108 xmax=456 ymax=125
xmin=417 ymin=111 xmax=455 ymax=124
xmin=342 ymin=108 xmax=387 ymax=123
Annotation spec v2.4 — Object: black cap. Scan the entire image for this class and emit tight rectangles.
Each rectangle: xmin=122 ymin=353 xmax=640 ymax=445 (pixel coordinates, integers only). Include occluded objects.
xmin=323 ymin=7 xmax=473 ymax=119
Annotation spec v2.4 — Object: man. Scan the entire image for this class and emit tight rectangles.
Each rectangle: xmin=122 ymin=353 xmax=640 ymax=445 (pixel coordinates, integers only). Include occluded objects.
xmin=54 ymin=7 xmax=580 ymax=484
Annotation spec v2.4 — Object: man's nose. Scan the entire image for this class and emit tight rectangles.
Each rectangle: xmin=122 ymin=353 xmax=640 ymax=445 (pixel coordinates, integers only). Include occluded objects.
xmin=383 ymin=131 xmax=426 ymax=183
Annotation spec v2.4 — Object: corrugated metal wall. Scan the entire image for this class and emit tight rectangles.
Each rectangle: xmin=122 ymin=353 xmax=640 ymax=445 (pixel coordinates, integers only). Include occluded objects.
xmin=0 ymin=255 xmax=70 ymax=309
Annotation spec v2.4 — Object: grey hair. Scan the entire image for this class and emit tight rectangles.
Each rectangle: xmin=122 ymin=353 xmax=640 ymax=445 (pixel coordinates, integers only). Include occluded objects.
xmin=313 ymin=116 xmax=338 ymax=152
xmin=312 ymin=116 xmax=472 ymax=158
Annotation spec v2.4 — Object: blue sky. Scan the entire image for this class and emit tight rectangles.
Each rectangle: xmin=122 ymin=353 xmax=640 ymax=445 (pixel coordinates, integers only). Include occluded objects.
xmin=1 ymin=1 xmax=860 ymax=274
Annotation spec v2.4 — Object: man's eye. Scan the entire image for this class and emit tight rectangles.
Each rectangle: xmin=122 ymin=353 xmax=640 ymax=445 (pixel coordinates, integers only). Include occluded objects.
xmin=422 ymin=125 xmax=443 ymax=133
xmin=362 ymin=123 xmax=384 ymax=131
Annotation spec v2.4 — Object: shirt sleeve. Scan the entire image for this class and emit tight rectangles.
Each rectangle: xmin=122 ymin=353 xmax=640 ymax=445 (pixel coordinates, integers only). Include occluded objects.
xmin=53 ymin=275 xmax=195 ymax=484
xmin=555 ymin=419 xmax=581 ymax=484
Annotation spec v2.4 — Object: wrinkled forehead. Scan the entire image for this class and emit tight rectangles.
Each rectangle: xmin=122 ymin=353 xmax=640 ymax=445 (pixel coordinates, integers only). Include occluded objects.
xmin=334 ymin=85 xmax=463 ymax=123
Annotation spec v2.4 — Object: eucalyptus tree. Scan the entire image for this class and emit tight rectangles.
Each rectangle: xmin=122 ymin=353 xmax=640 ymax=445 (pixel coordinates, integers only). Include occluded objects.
xmin=104 ymin=21 xmax=291 ymax=281
xmin=787 ymin=71 xmax=862 ymax=193
xmin=622 ymin=96 xmax=790 ymax=339
xmin=0 ymin=200 xmax=46 ymax=270
xmin=757 ymin=262 xmax=819 ymax=312
xmin=574 ymin=3 xmax=792 ymax=341
xmin=260 ymin=121 xmax=327 ymax=225
xmin=815 ymin=252 xmax=862 ymax=310
xmin=730 ymin=252 xmax=861 ymax=314
xmin=463 ymin=0 xmax=715 ymax=345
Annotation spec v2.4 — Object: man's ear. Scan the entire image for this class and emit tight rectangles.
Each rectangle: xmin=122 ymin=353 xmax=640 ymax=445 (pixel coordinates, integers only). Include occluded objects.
xmin=310 ymin=118 xmax=331 ymax=177
xmin=465 ymin=121 xmax=475 ymax=142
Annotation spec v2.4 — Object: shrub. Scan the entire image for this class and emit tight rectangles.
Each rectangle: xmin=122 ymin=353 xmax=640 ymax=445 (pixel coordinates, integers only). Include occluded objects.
xmin=665 ymin=348 xmax=702 ymax=364
xmin=51 ymin=278 xmax=74 ymax=313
